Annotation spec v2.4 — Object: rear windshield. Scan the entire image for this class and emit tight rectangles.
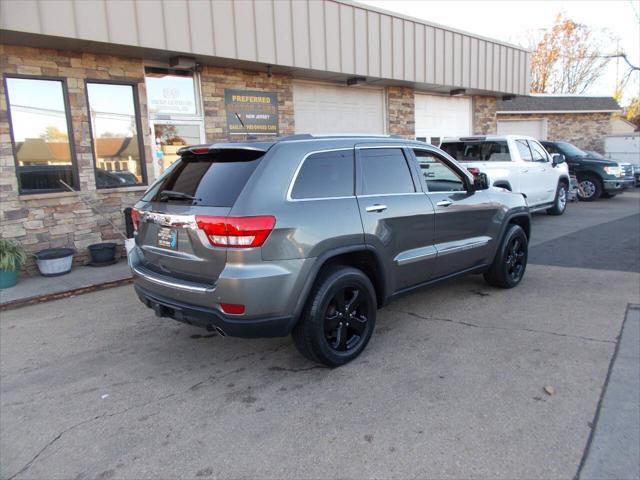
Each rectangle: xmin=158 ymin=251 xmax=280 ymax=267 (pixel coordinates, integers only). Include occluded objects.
xmin=143 ymin=149 xmax=264 ymax=206
xmin=441 ymin=141 xmax=510 ymax=162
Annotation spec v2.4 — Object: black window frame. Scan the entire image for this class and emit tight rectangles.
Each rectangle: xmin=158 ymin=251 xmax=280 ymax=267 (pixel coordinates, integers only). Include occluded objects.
xmin=289 ymin=148 xmax=355 ymax=200
xmin=84 ymin=79 xmax=148 ymax=189
xmin=355 ymin=146 xmax=419 ymax=196
xmin=3 ymin=74 xmax=81 ymax=195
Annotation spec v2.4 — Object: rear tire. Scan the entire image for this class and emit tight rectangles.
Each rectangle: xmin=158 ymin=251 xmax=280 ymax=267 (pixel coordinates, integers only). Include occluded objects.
xmin=483 ymin=224 xmax=528 ymax=289
xmin=577 ymin=174 xmax=602 ymax=201
xmin=292 ymin=266 xmax=376 ymax=367
xmin=546 ymin=182 xmax=568 ymax=215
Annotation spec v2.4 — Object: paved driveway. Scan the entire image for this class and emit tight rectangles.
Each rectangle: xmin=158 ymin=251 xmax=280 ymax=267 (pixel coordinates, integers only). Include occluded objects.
xmin=2 ymin=192 xmax=639 ymax=480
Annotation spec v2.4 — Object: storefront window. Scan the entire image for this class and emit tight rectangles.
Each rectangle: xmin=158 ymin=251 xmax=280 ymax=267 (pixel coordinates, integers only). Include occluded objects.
xmin=145 ymin=68 xmax=198 ymax=116
xmin=5 ymin=77 xmax=78 ymax=193
xmin=86 ymin=82 xmax=146 ymax=188
xmin=153 ymin=124 xmax=202 ymax=171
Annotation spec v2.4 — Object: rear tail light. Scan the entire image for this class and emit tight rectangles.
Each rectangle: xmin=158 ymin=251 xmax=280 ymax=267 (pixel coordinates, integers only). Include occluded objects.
xmin=220 ymin=303 xmax=245 ymax=315
xmin=190 ymin=147 xmax=210 ymax=154
xmin=195 ymin=215 xmax=276 ymax=248
xmin=131 ymin=208 xmax=141 ymax=233
xmin=467 ymin=167 xmax=481 ymax=177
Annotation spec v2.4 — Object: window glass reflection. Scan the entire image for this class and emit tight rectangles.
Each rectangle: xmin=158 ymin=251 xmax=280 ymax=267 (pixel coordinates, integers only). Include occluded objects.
xmin=145 ymin=70 xmax=197 ymax=116
xmin=6 ymin=77 xmax=77 ymax=192
xmin=154 ymin=124 xmax=202 ymax=172
xmin=86 ymin=83 xmax=144 ymax=188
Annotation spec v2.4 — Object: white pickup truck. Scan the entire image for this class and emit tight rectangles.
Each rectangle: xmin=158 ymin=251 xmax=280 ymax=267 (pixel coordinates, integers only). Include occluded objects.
xmin=440 ymin=135 xmax=571 ymax=215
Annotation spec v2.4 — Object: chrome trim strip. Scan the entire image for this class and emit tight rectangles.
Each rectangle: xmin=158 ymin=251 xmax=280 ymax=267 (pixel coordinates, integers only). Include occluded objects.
xmin=141 ymin=245 xmax=203 ymax=261
xmin=132 ymin=265 xmax=215 ymax=293
xmin=357 ymin=192 xmax=425 ymax=198
xmin=286 ymin=148 xmax=354 ymax=202
xmin=141 ymin=212 xmax=198 ymax=229
xmin=436 ymin=236 xmax=491 ymax=256
xmin=394 ymin=245 xmax=438 ymax=266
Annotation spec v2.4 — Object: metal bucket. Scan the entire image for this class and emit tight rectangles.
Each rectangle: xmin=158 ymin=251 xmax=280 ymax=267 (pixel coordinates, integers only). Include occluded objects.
xmin=35 ymin=248 xmax=74 ymax=277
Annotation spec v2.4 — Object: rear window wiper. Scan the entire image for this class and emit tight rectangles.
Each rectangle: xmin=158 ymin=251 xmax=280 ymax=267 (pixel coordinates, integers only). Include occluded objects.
xmin=159 ymin=190 xmax=201 ymax=202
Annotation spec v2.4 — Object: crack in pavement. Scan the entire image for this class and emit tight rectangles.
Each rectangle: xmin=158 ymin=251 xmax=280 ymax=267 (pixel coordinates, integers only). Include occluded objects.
xmin=389 ymin=309 xmax=617 ymax=344
xmin=6 ymin=341 xmax=290 ymax=479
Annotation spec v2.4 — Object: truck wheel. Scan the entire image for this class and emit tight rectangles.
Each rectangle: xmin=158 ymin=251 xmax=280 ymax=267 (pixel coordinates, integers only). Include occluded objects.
xmin=546 ymin=182 xmax=568 ymax=215
xmin=292 ymin=266 xmax=376 ymax=367
xmin=577 ymin=174 xmax=602 ymax=201
xmin=483 ymin=224 xmax=528 ymax=289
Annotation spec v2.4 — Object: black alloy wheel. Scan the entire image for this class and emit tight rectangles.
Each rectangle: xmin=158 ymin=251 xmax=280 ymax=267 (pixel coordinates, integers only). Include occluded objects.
xmin=323 ymin=285 xmax=371 ymax=352
xmin=504 ymin=236 xmax=526 ymax=283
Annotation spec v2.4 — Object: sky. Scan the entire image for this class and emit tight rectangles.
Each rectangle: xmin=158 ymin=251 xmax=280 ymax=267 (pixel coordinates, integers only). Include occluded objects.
xmin=358 ymin=0 xmax=640 ymax=105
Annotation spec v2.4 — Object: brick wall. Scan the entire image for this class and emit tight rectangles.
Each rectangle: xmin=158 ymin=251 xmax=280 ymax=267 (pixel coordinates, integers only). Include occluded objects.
xmin=387 ymin=87 xmax=415 ymax=138
xmin=200 ymin=66 xmax=295 ymax=140
xmin=1 ymin=44 xmax=153 ymax=271
xmin=496 ymin=112 xmax=613 ymax=153
xmin=473 ymin=96 xmax=497 ymax=134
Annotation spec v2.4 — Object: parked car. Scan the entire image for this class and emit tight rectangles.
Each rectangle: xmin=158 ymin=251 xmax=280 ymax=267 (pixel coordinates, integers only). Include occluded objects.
xmin=541 ymin=141 xmax=635 ymax=200
xmin=605 ymin=133 xmax=640 ymax=184
xmin=440 ymin=135 xmax=570 ymax=215
xmin=129 ymin=135 xmax=531 ymax=367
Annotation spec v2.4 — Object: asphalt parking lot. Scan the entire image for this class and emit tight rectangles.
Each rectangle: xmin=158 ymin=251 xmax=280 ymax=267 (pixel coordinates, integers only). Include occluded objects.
xmin=2 ymin=191 xmax=639 ymax=480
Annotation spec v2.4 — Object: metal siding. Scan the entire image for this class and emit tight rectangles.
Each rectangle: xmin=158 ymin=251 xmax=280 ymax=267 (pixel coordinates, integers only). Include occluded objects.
xmin=379 ymin=15 xmax=392 ymax=79
xmin=163 ymin=0 xmax=191 ymax=53
xmin=524 ymin=52 xmax=532 ymax=96
xmin=425 ymin=26 xmax=435 ymax=84
xmin=339 ymin=3 xmax=354 ymax=73
xmin=470 ymin=37 xmax=478 ymax=88
xmin=453 ymin=33 xmax=462 ymax=87
xmin=324 ymin=0 xmax=340 ymax=72
xmin=500 ymin=45 xmax=507 ymax=92
xmin=492 ymin=44 xmax=500 ymax=92
xmin=105 ymin=0 xmax=138 ymax=46
xmin=444 ymin=30 xmax=453 ymax=86
xmin=477 ymin=40 xmax=486 ymax=90
xmin=367 ymin=11 xmax=380 ymax=77
xmin=434 ymin=28 xmax=444 ymax=85
xmin=233 ymin=0 xmax=257 ymax=61
xmin=135 ymin=0 xmax=164 ymax=49
xmin=40 ymin=0 xmax=76 ymax=38
xmin=74 ymin=0 xmax=109 ymax=43
xmin=1 ymin=0 xmax=40 ymax=33
xmin=415 ymin=24 xmax=425 ymax=83
xmin=308 ymin=0 xmax=326 ymax=70
xmin=404 ymin=20 xmax=414 ymax=81
xmin=292 ymin=0 xmax=310 ymax=68
xmin=212 ymin=0 xmax=236 ymax=58
xmin=187 ymin=1 xmax=214 ymax=56
xmin=462 ymin=35 xmax=470 ymax=88
xmin=392 ymin=17 xmax=403 ymax=80
xmin=506 ymin=47 xmax=513 ymax=92
xmin=273 ymin=0 xmax=293 ymax=66
xmin=354 ymin=7 xmax=367 ymax=76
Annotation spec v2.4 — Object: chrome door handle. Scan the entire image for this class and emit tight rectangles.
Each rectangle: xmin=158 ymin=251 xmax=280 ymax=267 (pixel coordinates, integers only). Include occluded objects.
xmin=365 ymin=204 xmax=387 ymax=212
xmin=436 ymin=200 xmax=453 ymax=207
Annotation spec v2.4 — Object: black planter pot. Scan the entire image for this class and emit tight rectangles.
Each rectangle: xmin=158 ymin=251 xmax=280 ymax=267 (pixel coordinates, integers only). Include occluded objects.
xmin=88 ymin=242 xmax=117 ymax=266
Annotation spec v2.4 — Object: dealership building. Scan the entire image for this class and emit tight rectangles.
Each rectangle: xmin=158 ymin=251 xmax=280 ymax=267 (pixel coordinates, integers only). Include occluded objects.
xmin=0 ymin=0 xmax=529 ymax=267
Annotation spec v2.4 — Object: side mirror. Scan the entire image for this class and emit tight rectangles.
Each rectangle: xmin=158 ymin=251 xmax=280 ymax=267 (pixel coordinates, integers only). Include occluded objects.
xmin=472 ymin=172 xmax=489 ymax=191
xmin=551 ymin=153 xmax=565 ymax=166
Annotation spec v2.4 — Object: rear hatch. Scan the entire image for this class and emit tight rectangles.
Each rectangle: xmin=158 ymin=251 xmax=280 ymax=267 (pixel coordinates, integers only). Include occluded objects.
xmin=135 ymin=147 xmax=267 ymax=286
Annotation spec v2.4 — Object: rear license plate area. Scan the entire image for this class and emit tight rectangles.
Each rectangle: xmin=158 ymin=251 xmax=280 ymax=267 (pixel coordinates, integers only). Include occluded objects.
xmin=157 ymin=227 xmax=178 ymax=250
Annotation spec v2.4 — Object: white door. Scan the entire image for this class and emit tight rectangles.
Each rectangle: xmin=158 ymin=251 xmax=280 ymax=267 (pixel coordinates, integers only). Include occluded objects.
xmin=293 ymin=83 xmax=384 ymax=134
xmin=498 ymin=119 xmax=547 ymax=140
xmin=415 ymin=94 xmax=472 ymax=146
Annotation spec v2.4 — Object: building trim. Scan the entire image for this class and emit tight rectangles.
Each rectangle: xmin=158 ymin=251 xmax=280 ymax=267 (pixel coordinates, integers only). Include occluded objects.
xmin=497 ymin=110 xmax=620 ymax=114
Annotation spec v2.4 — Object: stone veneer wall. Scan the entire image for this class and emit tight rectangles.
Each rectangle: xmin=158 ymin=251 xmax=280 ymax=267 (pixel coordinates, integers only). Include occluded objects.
xmin=200 ymin=66 xmax=295 ymax=140
xmin=387 ymin=87 xmax=415 ymax=138
xmin=1 ymin=44 xmax=154 ymax=272
xmin=473 ymin=96 xmax=498 ymax=134
xmin=496 ymin=112 xmax=613 ymax=153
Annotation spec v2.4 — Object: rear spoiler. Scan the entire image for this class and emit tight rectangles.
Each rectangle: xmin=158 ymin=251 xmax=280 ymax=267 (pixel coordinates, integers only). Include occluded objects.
xmin=177 ymin=143 xmax=272 ymax=155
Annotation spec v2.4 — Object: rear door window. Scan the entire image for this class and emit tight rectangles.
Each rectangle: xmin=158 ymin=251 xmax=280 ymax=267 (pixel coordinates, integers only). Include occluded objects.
xmin=145 ymin=149 xmax=264 ymax=206
xmin=291 ymin=150 xmax=354 ymax=199
xmin=441 ymin=141 xmax=510 ymax=162
xmin=359 ymin=148 xmax=415 ymax=195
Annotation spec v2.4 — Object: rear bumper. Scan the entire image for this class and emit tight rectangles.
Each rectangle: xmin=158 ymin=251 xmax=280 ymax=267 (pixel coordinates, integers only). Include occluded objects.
xmin=135 ymin=284 xmax=294 ymax=337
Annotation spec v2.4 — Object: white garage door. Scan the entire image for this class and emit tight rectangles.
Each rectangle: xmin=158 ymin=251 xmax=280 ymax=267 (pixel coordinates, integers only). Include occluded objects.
xmin=293 ymin=83 xmax=384 ymax=134
xmin=415 ymin=94 xmax=472 ymax=146
xmin=497 ymin=119 xmax=547 ymax=139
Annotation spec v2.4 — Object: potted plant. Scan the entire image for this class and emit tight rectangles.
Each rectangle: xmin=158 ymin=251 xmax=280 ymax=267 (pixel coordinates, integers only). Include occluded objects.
xmin=0 ymin=239 xmax=27 ymax=289
xmin=88 ymin=242 xmax=117 ymax=266
xmin=35 ymin=248 xmax=75 ymax=277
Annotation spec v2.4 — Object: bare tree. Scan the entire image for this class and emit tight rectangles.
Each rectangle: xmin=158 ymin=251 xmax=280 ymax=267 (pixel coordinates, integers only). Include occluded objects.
xmin=531 ymin=13 xmax=612 ymax=94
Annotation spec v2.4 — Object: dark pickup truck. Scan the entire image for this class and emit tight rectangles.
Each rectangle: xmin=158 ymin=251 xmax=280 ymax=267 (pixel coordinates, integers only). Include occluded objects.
xmin=541 ymin=141 xmax=635 ymax=201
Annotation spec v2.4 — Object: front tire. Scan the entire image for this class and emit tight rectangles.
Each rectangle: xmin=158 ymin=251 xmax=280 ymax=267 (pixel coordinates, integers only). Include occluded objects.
xmin=484 ymin=224 xmax=528 ymax=289
xmin=546 ymin=182 xmax=568 ymax=215
xmin=577 ymin=174 xmax=602 ymax=201
xmin=292 ymin=266 xmax=376 ymax=367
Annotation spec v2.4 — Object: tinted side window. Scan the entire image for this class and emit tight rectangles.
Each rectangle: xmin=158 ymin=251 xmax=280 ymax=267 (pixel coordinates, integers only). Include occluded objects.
xmin=291 ymin=150 xmax=354 ymax=199
xmin=516 ymin=140 xmax=533 ymax=162
xmin=359 ymin=148 xmax=415 ymax=195
xmin=529 ymin=141 xmax=549 ymax=162
xmin=542 ymin=143 xmax=557 ymax=154
xmin=414 ymin=150 xmax=465 ymax=192
xmin=441 ymin=141 xmax=510 ymax=161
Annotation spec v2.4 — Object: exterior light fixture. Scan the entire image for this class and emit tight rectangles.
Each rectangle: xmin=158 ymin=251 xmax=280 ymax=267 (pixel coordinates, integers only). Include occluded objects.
xmin=347 ymin=76 xmax=367 ymax=86
xmin=502 ymin=94 xmax=516 ymax=101
xmin=450 ymin=89 xmax=466 ymax=96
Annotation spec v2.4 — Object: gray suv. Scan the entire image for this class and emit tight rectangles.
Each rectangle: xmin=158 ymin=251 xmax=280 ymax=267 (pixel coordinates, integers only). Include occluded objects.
xmin=129 ymin=135 xmax=531 ymax=366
